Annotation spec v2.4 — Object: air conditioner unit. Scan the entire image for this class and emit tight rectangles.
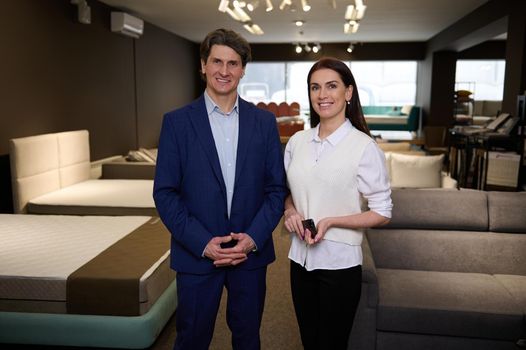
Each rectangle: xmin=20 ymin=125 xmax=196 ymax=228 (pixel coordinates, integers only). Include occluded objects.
xmin=111 ymin=12 xmax=143 ymax=39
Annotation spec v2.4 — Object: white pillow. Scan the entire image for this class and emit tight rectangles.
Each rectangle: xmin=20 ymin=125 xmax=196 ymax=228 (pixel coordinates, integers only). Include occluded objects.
xmin=401 ymin=105 xmax=413 ymax=115
xmin=390 ymin=153 xmax=444 ymax=188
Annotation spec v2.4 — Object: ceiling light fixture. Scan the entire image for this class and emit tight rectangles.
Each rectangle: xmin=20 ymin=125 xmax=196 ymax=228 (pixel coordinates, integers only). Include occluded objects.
xmin=301 ymin=0 xmax=311 ymax=12
xmin=295 ymin=43 xmax=303 ymax=53
xmin=279 ymin=0 xmax=292 ymax=11
xmin=218 ymin=0 xmax=229 ymax=12
xmin=244 ymin=22 xmax=264 ymax=35
xmin=219 ymin=0 xmax=264 ymax=35
xmin=347 ymin=43 xmax=355 ymax=53
xmin=295 ymin=20 xmax=304 ymax=26
xmin=265 ymin=0 xmax=273 ymax=11
xmin=343 ymin=0 xmax=366 ymax=34
xmin=293 ymin=42 xmax=321 ymax=54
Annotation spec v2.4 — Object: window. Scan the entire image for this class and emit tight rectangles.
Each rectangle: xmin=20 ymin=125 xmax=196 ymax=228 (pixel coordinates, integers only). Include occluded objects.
xmin=239 ymin=60 xmax=418 ymax=110
xmin=455 ymin=60 xmax=505 ymax=101
xmin=350 ymin=61 xmax=417 ymax=106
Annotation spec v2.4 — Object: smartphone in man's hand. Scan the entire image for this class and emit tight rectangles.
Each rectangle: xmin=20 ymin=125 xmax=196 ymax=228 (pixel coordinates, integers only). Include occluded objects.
xmin=302 ymin=219 xmax=317 ymax=239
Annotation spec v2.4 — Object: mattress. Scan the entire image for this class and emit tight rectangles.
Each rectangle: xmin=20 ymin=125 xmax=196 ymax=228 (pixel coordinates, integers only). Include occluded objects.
xmin=26 ymin=179 xmax=157 ymax=216
xmin=365 ymin=114 xmax=408 ymax=125
xmin=0 ymin=214 xmax=174 ymax=315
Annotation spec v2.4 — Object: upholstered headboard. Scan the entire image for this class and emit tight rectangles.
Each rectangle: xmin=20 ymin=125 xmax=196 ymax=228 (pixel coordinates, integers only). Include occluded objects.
xmin=9 ymin=130 xmax=91 ymax=213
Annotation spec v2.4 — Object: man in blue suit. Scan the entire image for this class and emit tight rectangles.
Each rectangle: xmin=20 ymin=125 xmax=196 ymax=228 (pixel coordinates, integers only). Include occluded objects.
xmin=153 ymin=28 xmax=287 ymax=350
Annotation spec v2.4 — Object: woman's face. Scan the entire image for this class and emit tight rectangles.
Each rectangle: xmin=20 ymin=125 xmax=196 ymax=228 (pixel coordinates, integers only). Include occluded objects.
xmin=309 ymin=68 xmax=353 ymax=122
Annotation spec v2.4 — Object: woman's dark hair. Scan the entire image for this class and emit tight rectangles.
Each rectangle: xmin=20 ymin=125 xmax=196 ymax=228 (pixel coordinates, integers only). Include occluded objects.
xmin=200 ymin=28 xmax=252 ymax=67
xmin=307 ymin=57 xmax=370 ymax=136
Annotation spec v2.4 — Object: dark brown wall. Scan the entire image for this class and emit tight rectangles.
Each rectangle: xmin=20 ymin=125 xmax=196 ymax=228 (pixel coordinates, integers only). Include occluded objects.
xmin=0 ymin=0 xmax=197 ymax=213
xmin=0 ymin=0 xmax=197 ymax=159
xmin=135 ymin=24 xmax=199 ymax=148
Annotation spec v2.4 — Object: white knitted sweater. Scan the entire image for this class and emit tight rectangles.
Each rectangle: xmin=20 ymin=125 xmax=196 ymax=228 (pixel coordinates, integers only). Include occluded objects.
xmin=287 ymin=127 xmax=373 ymax=245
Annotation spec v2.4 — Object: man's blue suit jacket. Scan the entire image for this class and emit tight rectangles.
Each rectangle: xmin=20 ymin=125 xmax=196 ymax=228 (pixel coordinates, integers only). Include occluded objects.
xmin=153 ymin=95 xmax=287 ymax=274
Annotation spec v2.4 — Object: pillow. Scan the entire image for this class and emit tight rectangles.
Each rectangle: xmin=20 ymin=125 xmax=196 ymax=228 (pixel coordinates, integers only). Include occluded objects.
xmin=377 ymin=142 xmax=411 ymax=152
xmin=390 ymin=153 xmax=444 ymax=188
xmin=400 ymin=105 xmax=413 ymax=115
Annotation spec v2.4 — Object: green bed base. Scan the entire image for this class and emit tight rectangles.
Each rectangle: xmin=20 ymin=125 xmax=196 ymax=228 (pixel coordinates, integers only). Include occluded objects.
xmin=0 ymin=280 xmax=177 ymax=349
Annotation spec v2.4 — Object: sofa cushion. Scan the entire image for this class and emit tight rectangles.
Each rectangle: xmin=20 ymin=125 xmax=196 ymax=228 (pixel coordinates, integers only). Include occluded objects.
xmin=389 ymin=153 xmax=443 ymax=188
xmin=367 ymin=229 xmax=526 ymax=275
xmin=488 ymin=191 xmax=526 ymax=233
xmin=494 ymin=274 xmax=526 ymax=314
xmin=386 ymin=189 xmax=488 ymax=230
xmin=376 ymin=269 xmax=524 ymax=341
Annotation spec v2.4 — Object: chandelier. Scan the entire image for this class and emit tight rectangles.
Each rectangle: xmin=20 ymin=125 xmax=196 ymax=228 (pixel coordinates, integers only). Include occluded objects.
xmin=218 ymin=0 xmax=366 ymax=36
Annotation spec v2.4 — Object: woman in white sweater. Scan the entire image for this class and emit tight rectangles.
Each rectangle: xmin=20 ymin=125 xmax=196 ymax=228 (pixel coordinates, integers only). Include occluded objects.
xmin=284 ymin=57 xmax=393 ymax=350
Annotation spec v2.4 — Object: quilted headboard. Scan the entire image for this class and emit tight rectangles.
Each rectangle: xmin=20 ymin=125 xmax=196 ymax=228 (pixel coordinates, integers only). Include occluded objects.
xmin=9 ymin=130 xmax=91 ymax=213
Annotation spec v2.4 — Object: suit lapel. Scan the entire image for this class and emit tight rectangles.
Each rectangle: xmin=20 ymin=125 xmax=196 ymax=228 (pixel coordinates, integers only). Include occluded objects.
xmin=235 ymin=99 xmax=256 ymax=186
xmin=188 ymin=96 xmax=227 ymax=193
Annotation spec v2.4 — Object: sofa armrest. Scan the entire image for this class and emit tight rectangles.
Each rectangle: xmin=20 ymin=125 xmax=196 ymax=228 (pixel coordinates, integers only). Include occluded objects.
xmin=362 ymin=234 xmax=379 ymax=307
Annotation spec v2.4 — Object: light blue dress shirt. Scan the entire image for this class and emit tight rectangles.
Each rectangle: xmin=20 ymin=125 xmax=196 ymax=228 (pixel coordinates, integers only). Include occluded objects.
xmin=204 ymin=91 xmax=239 ymax=218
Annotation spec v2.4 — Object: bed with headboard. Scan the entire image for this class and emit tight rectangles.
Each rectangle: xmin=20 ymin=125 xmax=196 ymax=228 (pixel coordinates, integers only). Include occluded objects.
xmin=9 ymin=130 xmax=156 ymax=215
xmin=0 ymin=213 xmax=176 ymax=348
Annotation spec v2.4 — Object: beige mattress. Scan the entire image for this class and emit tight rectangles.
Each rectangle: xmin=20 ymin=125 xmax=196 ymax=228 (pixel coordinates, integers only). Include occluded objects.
xmin=0 ymin=214 xmax=174 ymax=315
xmin=365 ymin=114 xmax=408 ymax=125
xmin=27 ymin=179 xmax=157 ymax=216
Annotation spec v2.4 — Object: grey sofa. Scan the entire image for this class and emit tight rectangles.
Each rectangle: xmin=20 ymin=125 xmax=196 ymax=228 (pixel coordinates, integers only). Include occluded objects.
xmin=350 ymin=189 xmax=526 ymax=350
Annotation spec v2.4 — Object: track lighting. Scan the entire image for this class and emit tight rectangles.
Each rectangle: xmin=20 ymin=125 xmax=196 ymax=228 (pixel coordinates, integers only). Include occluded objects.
xmin=347 ymin=43 xmax=355 ymax=53
xmin=295 ymin=20 xmax=304 ymax=26
xmin=293 ymin=42 xmax=320 ymax=54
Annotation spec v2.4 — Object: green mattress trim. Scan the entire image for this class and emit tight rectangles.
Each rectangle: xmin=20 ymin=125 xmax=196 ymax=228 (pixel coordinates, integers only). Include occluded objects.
xmin=0 ymin=280 xmax=177 ymax=349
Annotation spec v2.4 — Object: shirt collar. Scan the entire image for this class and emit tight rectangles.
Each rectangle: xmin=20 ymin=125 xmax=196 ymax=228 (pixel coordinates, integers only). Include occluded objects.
xmin=204 ymin=90 xmax=239 ymax=117
xmin=310 ymin=119 xmax=353 ymax=145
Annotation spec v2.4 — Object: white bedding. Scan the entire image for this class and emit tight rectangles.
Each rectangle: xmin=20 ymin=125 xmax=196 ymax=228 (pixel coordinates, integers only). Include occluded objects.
xmin=28 ymin=179 xmax=154 ymax=208
xmin=0 ymin=214 xmax=169 ymax=304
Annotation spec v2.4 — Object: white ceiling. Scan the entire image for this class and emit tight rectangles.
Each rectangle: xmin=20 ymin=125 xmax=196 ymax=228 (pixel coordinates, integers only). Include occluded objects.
xmin=99 ymin=0 xmax=491 ymax=44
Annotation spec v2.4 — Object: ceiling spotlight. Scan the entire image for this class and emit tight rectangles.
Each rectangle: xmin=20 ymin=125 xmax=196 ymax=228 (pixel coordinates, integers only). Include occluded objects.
xmin=347 ymin=43 xmax=355 ymax=53
xmin=295 ymin=20 xmax=304 ymax=27
xmin=301 ymin=0 xmax=311 ymax=11
xmin=303 ymin=43 xmax=312 ymax=52
xmin=265 ymin=0 xmax=273 ymax=11
xmin=218 ymin=0 xmax=229 ymax=12
xmin=312 ymin=43 xmax=321 ymax=53
xmin=295 ymin=43 xmax=303 ymax=53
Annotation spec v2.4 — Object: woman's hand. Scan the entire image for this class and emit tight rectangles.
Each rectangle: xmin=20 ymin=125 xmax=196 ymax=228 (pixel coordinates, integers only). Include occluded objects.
xmin=284 ymin=207 xmax=305 ymax=240
xmin=305 ymin=217 xmax=333 ymax=245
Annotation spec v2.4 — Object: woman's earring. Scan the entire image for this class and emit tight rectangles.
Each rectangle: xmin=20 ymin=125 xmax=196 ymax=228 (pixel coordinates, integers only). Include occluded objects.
xmin=346 ymin=100 xmax=351 ymax=105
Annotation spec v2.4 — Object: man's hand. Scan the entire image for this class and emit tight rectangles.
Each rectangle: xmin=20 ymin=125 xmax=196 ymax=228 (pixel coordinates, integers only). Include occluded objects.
xmin=204 ymin=236 xmax=247 ymax=267
xmin=284 ymin=207 xmax=305 ymax=240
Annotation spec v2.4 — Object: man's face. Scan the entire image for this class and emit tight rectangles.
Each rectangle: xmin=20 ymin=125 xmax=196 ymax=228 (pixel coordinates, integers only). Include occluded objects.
xmin=201 ymin=44 xmax=245 ymax=99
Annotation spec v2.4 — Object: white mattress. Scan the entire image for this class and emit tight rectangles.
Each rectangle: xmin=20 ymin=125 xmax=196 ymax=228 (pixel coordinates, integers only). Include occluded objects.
xmin=365 ymin=114 xmax=408 ymax=125
xmin=0 ymin=214 xmax=170 ymax=306
xmin=29 ymin=179 xmax=155 ymax=208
